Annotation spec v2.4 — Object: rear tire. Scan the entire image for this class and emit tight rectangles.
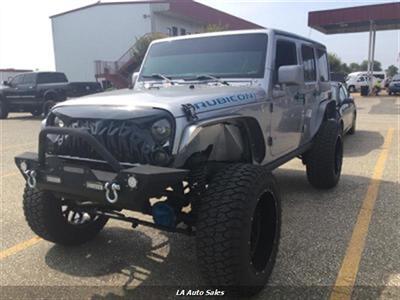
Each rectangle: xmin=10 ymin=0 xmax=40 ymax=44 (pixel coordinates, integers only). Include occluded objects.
xmin=30 ymin=109 xmax=42 ymax=117
xmin=196 ymin=164 xmax=281 ymax=296
xmin=42 ymin=100 xmax=56 ymax=118
xmin=305 ymin=120 xmax=343 ymax=189
xmin=23 ymin=184 xmax=108 ymax=246
xmin=0 ymin=100 xmax=9 ymax=119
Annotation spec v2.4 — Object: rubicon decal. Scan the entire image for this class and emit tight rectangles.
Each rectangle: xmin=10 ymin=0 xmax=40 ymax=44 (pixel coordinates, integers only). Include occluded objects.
xmin=193 ymin=92 xmax=258 ymax=111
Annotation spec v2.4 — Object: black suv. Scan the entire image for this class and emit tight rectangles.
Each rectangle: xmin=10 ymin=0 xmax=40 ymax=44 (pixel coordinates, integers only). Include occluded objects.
xmin=0 ymin=72 xmax=102 ymax=119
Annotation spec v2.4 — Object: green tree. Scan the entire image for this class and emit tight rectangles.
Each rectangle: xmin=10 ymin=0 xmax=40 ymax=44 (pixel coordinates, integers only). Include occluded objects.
xmin=131 ymin=32 xmax=168 ymax=65
xmin=341 ymin=63 xmax=351 ymax=74
xmin=385 ymin=65 xmax=398 ymax=77
xmin=349 ymin=62 xmax=361 ymax=72
xmin=328 ymin=53 xmax=343 ymax=73
xmin=359 ymin=60 xmax=382 ymax=71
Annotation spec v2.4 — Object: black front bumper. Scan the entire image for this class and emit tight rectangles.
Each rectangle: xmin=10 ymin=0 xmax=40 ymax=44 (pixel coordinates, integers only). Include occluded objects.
xmin=15 ymin=127 xmax=188 ymax=212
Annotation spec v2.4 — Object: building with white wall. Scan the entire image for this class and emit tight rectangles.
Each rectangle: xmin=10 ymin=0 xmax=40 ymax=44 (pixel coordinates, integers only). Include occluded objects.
xmin=50 ymin=0 xmax=263 ymax=84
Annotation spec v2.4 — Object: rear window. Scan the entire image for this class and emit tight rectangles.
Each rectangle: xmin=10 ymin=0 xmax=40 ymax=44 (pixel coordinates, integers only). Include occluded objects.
xmin=316 ymin=49 xmax=329 ymax=82
xmin=37 ymin=72 xmax=68 ymax=84
xmin=301 ymin=45 xmax=316 ymax=82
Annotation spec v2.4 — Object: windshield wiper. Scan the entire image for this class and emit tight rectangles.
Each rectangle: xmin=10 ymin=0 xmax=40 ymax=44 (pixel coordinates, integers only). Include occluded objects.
xmin=190 ymin=74 xmax=230 ymax=86
xmin=142 ymin=73 xmax=175 ymax=85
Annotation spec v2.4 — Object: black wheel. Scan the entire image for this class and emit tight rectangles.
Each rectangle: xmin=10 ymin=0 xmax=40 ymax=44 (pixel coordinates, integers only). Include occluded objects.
xmin=42 ymin=100 xmax=56 ymax=117
xmin=30 ymin=109 xmax=42 ymax=117
xmin=23 ymin=184 xmax=108 ymax=246
xmin=0 ymin=100 xmax=9 ymax=119
xmin=347 ymin=113 xmax=356 ymax=135
xmin=388 ymin=91 xmax=392 ymax=96
xmin=305 ymin=120 xmax=343 ymax=189
xmin=196 ymin=164 xmax=281 ymax=296
xmin=348 ymin=86 xmax=356 ymax=93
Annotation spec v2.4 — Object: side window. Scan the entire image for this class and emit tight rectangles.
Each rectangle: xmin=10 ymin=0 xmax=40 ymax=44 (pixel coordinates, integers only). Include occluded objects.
xmin=275 ymin=40 xmax=297 ymax=82
xmin=316 ymin=49 xmax=329 ymax=82
xmin=331 ymin=86 xmax=339 ymax=104
xmin=339 ymin=86 xmax=347 ymax=102
xmin=301 ymin=45 xmax=316 ymax=82
xmin=22 ymin=74 xmax=36 ymax=85
xmin=10 ymin=75 xmax=23 ymax=86
xmin=357 ymin=77 xmax=365 ymax=82
xmin=172 ymin=26 xmax=178 ymax=36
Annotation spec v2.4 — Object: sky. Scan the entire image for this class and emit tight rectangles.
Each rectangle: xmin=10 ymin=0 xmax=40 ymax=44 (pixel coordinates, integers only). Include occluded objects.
xmin=0 ymin=0 xmax=399 ymax=71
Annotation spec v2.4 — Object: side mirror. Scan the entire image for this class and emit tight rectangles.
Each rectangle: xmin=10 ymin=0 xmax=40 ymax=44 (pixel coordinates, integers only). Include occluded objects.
xmin=278 ymin=65 xmax=304 ymax=85
xmin=130 ymin=72 xmax=139 ymax=89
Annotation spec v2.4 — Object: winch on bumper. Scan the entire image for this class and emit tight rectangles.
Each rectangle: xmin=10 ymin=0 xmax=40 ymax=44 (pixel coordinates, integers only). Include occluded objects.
xmin=15 ymin=127 xmax=189 ymax=212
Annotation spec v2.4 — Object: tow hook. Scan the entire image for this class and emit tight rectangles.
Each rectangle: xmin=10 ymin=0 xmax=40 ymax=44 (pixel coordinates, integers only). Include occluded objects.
xmin=25 ymin=170 xmax=37 ymax=189
xmin=104 ymin=182 xmax=121 ymax=204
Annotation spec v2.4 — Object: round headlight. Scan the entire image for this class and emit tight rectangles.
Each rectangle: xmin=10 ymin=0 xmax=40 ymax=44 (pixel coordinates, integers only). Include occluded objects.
xmin=54 ymin=116 xmax=64 ymax=128
xmin=151 ymin=118 xmax=171 ymax=141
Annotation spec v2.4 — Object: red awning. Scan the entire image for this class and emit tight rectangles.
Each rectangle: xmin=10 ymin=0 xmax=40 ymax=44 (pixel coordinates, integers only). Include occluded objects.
xmin=309 ymin=2 xmax=400 ymax=34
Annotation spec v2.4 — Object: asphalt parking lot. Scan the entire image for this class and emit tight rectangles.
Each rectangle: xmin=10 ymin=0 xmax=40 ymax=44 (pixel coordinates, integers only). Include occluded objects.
xmin=1 ymin=95 xmax=399 ymax=299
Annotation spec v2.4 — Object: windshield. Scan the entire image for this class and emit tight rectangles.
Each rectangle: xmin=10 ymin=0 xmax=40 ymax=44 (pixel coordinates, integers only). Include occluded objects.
xmin=140 ymin=33 xmax=268 ymax=80
xmin=392 ymin=75 xmax=400 ymax=81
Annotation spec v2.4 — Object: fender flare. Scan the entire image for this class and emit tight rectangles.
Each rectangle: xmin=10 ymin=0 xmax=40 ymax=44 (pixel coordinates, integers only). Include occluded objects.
xmin=174 ymin=116 xmax=266 ymax=167
xmin=309 ymin=99 xmax=338 ymax=139
xmin=43 ymin=90 xmax=58 ymax=101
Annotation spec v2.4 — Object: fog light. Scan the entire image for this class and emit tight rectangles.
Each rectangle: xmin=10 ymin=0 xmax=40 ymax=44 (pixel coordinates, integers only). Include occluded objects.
xmin=153 ymin=150 xmax=169 ymax=166
xmin=20 ymin=161 xmax=28 ymax=172
xmin=127 ymin=176 xmax=138 ymax=189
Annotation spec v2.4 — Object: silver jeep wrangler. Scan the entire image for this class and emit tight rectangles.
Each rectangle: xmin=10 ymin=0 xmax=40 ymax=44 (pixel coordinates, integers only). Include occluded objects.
xmin=15 ymin=29 xmax=342 ymax=295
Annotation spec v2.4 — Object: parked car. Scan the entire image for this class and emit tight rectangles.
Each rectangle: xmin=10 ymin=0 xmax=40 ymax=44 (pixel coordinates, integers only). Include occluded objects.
xmin=346 ymin=74 xmax=383 ymax=93
xmin=15 ymin=29 xmax=343 ymax=296
xmin=0 ymin=71 xmax=102 ymax=119
xmin=331 ymin=82 xmax=357 ymax=135
xmin=387 ymin=74 xmax=400 ymax=95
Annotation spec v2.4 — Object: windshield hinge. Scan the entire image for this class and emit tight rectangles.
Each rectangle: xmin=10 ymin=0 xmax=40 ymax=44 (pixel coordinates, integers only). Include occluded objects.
xmin=181 ymin=104 xmax=198 ymax=122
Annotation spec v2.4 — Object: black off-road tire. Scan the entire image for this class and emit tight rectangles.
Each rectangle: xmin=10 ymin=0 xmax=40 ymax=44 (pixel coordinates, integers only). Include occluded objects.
xmin=196 ymin=164 xmax=281 ymax=296
xmin=23 ymin=185 xmax=108 ymax=246
xmin=305 ymin=119 xmax=343 ymax=189
xmin=348 ymin=86 xmax=356 ymax=93
xmin=0 ymin=100 xmax=9 ymax=119
xmin=347 ymin=113 xmax=356 ymax=135
xmin=30 ymin=109 xmax=42 ymax=117
xmin=42 ymin=100 xmax=56 ymax=117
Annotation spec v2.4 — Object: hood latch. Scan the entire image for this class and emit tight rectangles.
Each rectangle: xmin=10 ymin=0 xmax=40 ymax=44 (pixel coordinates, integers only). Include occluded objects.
xmin=181 ymin=104 xmax=198 ymax=122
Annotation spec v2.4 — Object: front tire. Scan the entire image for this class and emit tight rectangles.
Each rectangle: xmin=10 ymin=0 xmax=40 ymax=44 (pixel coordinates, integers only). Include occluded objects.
xmin=0 ymin=100 xmax=9 ymax=119
xmin=23 ymin=185 xmax=108 ymax=245
xmin=30 ymin=109 xmax=42 ymax=117
xmin=196 ymin=164 xmax=281 ymax=296
xmin=305 ymin=120 xmax=343 ymax=189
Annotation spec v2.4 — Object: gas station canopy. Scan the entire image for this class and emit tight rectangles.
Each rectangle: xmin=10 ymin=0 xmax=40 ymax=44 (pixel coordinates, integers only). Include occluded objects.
xmin=308 ymin=2 xmax=400 ymax=34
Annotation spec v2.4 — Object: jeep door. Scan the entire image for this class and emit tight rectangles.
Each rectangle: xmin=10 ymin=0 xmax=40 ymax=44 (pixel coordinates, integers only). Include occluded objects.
xmin=270 ymin=38 xmax=304 ymax=156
